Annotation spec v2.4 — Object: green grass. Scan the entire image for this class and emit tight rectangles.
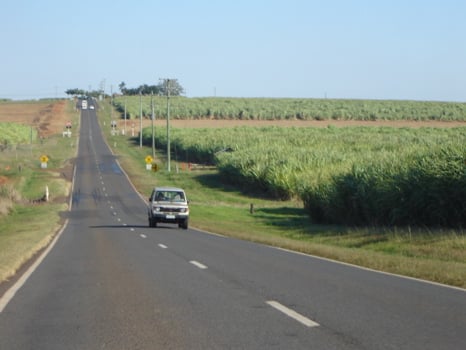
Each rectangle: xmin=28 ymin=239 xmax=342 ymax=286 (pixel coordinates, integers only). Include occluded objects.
xmin=0 ymin=203 xmax=67 ymax=281
xmin=0 ymin=123 xmax=37 ymax=145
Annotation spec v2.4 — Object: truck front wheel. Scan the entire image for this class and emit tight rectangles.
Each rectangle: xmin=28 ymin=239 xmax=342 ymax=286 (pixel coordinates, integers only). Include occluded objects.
xmin=149 ymin=218 xmax=157 ymax=228
xmin=179 ymin=219 xmax=188 ymax=230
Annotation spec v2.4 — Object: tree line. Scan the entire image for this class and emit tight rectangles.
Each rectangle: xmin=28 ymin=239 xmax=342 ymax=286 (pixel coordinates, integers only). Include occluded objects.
xmin=65 ymin=79 xmax=184 ymax=98
xmin=118 ymin=80 xmax=184 ymax=96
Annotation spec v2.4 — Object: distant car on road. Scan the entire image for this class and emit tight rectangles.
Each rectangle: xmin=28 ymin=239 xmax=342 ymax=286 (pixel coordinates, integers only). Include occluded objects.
xmin=148 ymin=187 xmax=189 ymax=229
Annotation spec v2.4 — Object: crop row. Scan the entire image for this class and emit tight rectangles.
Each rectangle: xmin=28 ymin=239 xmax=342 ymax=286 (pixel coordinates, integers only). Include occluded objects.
xmin=0 ymin=122 xmax=37 ymax=146
xmin=142 ymin=126 xmax=466 ymax=227
xmin=115 ymin=96 xmax=466 ymax=121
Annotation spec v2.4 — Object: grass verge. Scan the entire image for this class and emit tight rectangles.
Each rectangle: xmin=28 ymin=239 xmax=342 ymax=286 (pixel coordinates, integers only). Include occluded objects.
xmin=0 ymin=100 xmax=78 ymax=283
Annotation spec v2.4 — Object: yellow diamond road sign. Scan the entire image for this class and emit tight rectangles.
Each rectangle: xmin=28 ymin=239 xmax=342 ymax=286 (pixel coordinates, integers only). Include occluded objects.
xmin=145 ymin=155 xmax=153 ymax=164
xmin=40 ymin=155 xmax=49 ymax=163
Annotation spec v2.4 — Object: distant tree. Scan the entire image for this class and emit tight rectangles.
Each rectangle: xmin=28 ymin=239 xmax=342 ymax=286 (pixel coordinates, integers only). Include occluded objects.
xmin=158 ymin=79 xmax=185 ymax=96
xmin=119 ymin=81 xmax=127 ymax=95
xmin=119 ymin=80 xmax=184 ymax=96
xmin=139 ymin=84 xmax=161 ymax=95
xmin=88 ymin=90 xmax=101 ymax=98
xmin=65 ymin=88 xmax=86 ymax=97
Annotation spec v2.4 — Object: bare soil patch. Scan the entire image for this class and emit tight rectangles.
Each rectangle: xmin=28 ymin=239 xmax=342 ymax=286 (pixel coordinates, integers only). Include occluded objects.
xmin=0 ymin=176 xmax=7 ymax=186
xmin=0 ymin=100 xmax=71 ymax=137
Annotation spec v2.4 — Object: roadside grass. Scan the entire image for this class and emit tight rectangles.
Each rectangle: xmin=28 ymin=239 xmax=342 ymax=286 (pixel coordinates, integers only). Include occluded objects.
xmin=100 ymin=103 xmax=466 ymax=289
xmin=0 ymin=203 xmax=66 ymax=282
xmin=0 ymin=100 xmax=78 ymax=283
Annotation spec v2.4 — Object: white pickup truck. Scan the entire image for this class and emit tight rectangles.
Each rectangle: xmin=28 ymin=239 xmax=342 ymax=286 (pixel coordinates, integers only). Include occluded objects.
xmin=148 ymin=187 xmax=189 ymax=229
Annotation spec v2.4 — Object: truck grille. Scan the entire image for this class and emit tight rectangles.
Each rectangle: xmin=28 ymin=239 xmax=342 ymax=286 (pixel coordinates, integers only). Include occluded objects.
xmin=161 ymin=207 xmax=184 ymax=213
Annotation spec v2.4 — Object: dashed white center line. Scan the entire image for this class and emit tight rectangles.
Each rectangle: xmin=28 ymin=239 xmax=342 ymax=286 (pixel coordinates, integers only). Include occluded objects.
xmin=140 ymin=234 xmax=147 ymax=238
xmin=266 ymin=301 xmax=319 ymax=328
xmin=158 ymin=244 xmax=168 ymax=249
xmin=130 ymin=228 xmax=135 ymax=231
xmin=190 ymin=261 xmax=208 ymax=269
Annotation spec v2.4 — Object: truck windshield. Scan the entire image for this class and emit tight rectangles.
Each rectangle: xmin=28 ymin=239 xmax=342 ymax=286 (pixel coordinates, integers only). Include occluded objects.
xmin=155 ymin=191 xmax=185 ymax=202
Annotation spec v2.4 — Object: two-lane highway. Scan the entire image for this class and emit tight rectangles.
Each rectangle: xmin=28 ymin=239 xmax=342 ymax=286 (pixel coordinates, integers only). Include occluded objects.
xmin=1 ymin=108 xmax=465 ymax=349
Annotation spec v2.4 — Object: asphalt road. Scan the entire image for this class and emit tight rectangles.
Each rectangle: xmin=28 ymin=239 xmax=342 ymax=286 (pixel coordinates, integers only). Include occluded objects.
xmin=0 ymin=108 xmax=465 ymax=349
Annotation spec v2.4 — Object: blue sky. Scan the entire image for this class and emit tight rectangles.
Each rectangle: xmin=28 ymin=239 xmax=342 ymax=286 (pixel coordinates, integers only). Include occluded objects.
xmin=1 ymin=0 xmax=465 ymax=101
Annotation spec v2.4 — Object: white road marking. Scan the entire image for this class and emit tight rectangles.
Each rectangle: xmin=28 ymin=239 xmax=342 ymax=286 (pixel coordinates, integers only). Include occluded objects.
xmin=158 ymin=244 xmax=168 ymax=249
xmin=190 ymin=261 xmax=208 ymax=269
xmin=117 ymin=218 xmax=121 ymax=222
xmin=140 ymin=234 xmax=147 ymax=238
xmin=266 ymin=300 xmax=319 ymax=328
xmin=271 ymin=247 xmax=466 ymax=292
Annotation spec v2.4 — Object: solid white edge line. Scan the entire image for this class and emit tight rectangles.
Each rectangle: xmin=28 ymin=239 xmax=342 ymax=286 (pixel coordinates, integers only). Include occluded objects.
xmin=194 ymin=225 xmax=465 ymax=292
xmin=190 ymin=260 xmax=208 ymax=269
xmin=267 ymin=300 xmax=319 ymax=328
xmin=271 ymin=246 xmax=466 ymax=292
xmin=0 ymin=220 xmax=69 ymax=313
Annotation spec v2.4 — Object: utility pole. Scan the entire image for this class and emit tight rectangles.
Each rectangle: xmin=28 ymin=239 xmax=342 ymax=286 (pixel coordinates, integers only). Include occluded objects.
xmin=124 ymin=96 xmax=127 ymax=136
xmin=110 ymin=85 xmax=113 ymax=123
xmin=139 ymin=91 xmax=143 ymax=148
xmin=166 ymin=79 xmax=171 ymax=172
xmin=151 ymin=91 xmax=155 ymax=158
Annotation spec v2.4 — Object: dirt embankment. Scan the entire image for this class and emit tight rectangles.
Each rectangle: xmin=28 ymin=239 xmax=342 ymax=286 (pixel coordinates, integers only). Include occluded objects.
xmin=0 ymin=100 xmax=71 ymax=137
